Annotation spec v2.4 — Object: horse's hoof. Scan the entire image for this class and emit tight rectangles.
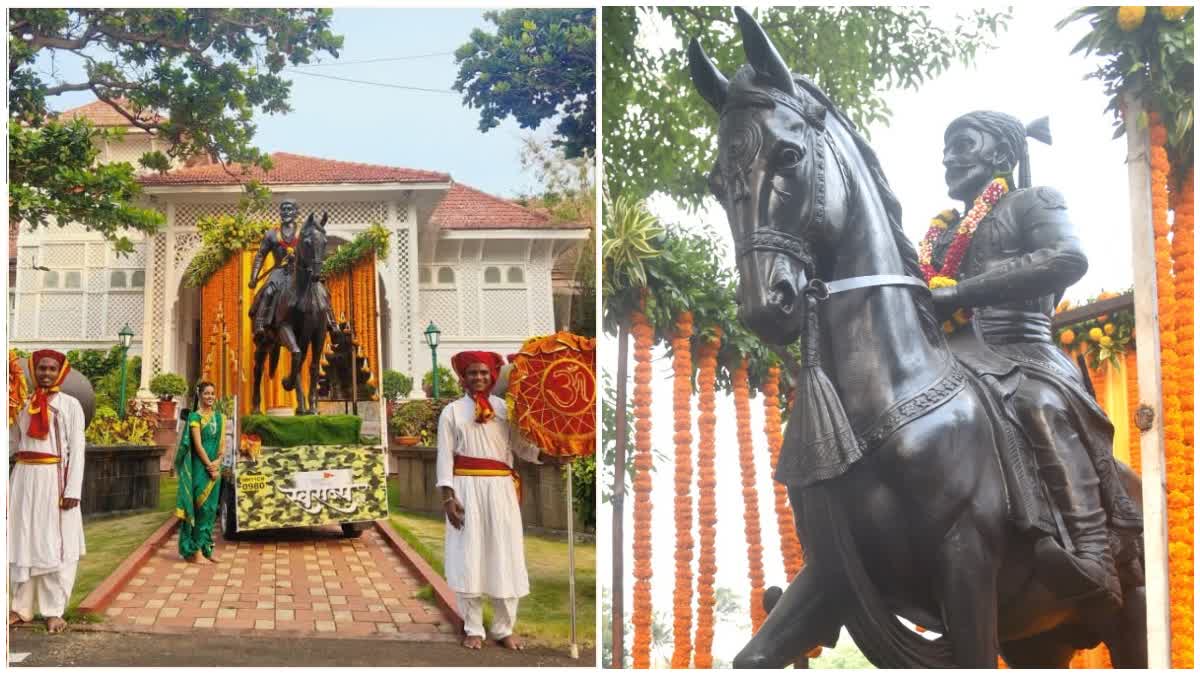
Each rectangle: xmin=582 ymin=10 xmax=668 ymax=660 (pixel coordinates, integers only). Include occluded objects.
xmin=282 ymin=377 xmax=295 ymax=391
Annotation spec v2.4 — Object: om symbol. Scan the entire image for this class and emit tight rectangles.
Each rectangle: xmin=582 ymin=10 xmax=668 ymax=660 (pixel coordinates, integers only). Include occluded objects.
xmin=541 ymin=360 xmax=594 ymax=414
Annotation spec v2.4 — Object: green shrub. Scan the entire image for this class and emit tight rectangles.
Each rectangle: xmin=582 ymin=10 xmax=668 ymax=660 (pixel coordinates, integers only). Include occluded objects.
xmin=94 ymin=356 xmax=141 ymax=412
xmin=149 ymin=372 xmax=187 ymax=399
xmin=65 ymin=346 xmax=125 ymax=382
xmin=382 ymin=370 xmax=413 ymax=401
xmin=84 ymin=402 xmax=155 ymax=446
xmin=422 ymin=366 xmax=461 ymax=399
xmin=389 ymin=400 xmax=432 ymax=437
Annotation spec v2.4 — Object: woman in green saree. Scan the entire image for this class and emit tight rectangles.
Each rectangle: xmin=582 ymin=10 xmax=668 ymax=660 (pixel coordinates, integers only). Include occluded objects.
xmin=174 ymin=381 xmax=225 ymax=563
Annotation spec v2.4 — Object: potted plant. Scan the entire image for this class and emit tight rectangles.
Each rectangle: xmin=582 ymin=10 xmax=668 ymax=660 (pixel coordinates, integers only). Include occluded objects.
xmin=149 ymin=372 xmax=187 ymax=420
xmin=389 ymin=400 xmax=431 ymax=446
xmin=421 ymin=366 xmax=462 ymax=399
xmin=382 ymin=370 xmax=413 ymax=419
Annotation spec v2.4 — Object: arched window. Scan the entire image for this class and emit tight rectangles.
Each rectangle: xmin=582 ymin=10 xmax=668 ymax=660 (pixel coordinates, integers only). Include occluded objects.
xmin=484 ymin=266 xmax=501 ymax=284
xmin=130 ymin=270 xmax=145 ymax=287
xmin=506 ymin=267 xmax=524 ymax=284
xmin=64 ymin=271 xmax=81 ymax=289
xmin=110 ymin=270 xmax=127 ymax=288
xmin=42 ymin=270 xmax=59 ymax=289
xmin=419 ymin=267 xmax=432 ymax=284
xmin=437 ymin=267 xmax=455 ymax=284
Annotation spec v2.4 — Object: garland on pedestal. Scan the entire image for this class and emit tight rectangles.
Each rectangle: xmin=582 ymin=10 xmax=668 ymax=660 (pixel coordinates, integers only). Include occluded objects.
xmin=734 ymin=358 xmax=767 ymax=633
xmin=630 ymin=309 xmax=655 ymax=669
xmin=669 ymin=312 xmax=695 ymax=669
xmin=692 ymin=330 xmax=721 ymax=669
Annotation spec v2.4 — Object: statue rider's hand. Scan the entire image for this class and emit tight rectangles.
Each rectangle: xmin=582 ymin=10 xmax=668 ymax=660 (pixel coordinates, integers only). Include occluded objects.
xmin=248 ymin=277 xmax=257 ymax=290
xmin=931 ymin=286 xmax=959 ymax=320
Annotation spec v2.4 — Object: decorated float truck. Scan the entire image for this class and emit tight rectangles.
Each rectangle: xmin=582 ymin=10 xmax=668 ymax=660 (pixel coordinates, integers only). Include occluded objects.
xmin=198 ymin=247 xmax=388 ymax=539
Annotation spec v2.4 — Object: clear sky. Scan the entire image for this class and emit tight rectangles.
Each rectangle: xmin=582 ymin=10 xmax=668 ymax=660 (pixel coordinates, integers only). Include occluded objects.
xmin=38 ymin=8 xmax=558 ymax=198
xmin=599 ymin=5 xmax=1144 ymax=667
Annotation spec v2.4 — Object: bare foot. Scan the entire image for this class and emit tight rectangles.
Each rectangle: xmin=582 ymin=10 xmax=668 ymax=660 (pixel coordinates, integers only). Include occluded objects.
xmin=462 ymin=635 xmax=483 ymax=650
xmin=45 ymin=617 xmax=67 ymax=634
xmin=9 ymin=611 xmax=26 ymax=627
xmin=203 ymin=552 xmax=221 ymax=564
xmin=497 ymin=634 xmax=524 ymax=651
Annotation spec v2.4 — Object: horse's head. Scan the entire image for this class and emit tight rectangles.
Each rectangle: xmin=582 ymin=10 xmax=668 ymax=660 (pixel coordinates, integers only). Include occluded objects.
xmin=299 ymin=212 xmax=329 ymax=280
xmin=688 ymin=8 xmax=853 ymax=345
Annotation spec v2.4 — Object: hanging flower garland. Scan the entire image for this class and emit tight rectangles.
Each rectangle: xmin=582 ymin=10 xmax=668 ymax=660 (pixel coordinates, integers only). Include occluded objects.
xmin=693 ymin=329 xmax=721 ymax=670
xmin=1170 ymin=170 xmax=1194 ymax=450
xmin=733 ymin=358 xmax=767 ymax=633
xmin=918 ymin=178 xmax=1010 ymax=333
xmin=630 ymin=309 xmax=655 ymax=670
xmin=669 ymin=311 xmax=695 ymax=669
xmin=763 ymin=367 xmax=803 ymax=580
xmin=1125 ymin=350 xmax=1142 ymax=476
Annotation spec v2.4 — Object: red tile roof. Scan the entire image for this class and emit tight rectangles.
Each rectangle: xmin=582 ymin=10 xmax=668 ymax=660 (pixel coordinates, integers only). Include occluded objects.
xmin=431 ymin=183 xmax=587 ymax=230
xmin=58 ymin=98 xmax=164 ymax=127
xmin=139 ymin=152 xmax=450 ymax=186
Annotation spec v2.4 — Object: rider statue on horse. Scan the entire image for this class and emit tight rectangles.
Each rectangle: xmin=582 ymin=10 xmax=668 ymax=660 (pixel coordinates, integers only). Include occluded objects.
xmin=247 ymin=200 xmax=340 ymax=415
xmin=931 ymin=111 xmax=1142 ymax=611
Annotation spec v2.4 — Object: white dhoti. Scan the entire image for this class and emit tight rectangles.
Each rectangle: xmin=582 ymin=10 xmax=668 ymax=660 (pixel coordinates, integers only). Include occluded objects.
xmin=436 ymin=395 xmax=541 ymax=638
xmin=8 ymin=393 xmax=87 ymax=620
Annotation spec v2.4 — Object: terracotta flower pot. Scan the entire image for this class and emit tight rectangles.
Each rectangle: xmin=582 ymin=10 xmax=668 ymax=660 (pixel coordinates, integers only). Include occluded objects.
xmin=395 ymin=435 xmax=420 ymax=447
xmin=157 ymin=398 xmax=177 ymax=422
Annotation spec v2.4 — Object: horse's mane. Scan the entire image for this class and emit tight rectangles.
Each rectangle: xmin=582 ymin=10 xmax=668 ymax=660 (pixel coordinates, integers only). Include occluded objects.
xmin=790 ymin=76 xmax=939 ymax=338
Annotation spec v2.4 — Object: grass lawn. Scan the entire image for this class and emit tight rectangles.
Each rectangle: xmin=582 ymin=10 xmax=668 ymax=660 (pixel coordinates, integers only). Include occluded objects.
xmin=68 ymin=476 xmax=178 ymax=614
xmin=387 ymin=480 xmax=596 ymax=649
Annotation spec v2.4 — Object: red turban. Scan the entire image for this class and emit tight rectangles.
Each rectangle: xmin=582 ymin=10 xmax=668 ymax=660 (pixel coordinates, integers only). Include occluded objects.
xmin=27 ymin=350 xmax=70 ymax=440
xmin=450 ymin=351 xmax=504 ymax=424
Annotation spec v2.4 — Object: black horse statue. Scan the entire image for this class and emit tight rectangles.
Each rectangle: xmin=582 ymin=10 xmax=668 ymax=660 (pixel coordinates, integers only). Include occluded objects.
xmin=250 ymin=211 xmax=334 ymax=416
xmin=688 ymin=9 xmax=1146 ymax=668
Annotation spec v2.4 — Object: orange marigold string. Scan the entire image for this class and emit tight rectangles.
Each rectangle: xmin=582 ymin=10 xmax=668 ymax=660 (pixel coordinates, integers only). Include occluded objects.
xmin=734 ymin=358 xmax=767 ymax=633
xmin=669 ymin=312 xmax=695 ymax=669
xmin=763 ymin=367 xmax=803 ymax=580
xmin=692 ymin=329 xmax=721 ymax=669
xmin=630 ymin=309 xmax=655 ymax=669
xmin=1125 ymin=350 xmax=1142 ymax=476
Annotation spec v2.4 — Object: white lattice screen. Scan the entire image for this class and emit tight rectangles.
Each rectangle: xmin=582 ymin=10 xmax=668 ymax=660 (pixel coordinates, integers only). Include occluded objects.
xmin=105 ymin=137 xmax=154 ymax=168
xmin=14 ymin=300 xmax=36 ymax=339
xmin=86 ymin=244 xmax=107 ymax=267
xmin=173 ymin=231 xmax=202 ymax=269
xmin=420 ymin=289 xmax=460 ymax=335
xmin=394 ymin=227 xmax=413 ymax=371
xmin=43 ymin=244 xmax=86 ymax=267
xmin=148 ymin=234 xmax=167 ymax=377
xmin=528 ymin=242 xmax=555 ymax=332
xmin=173 ymin=200 xmax=388 ymax=230
xmin=87 ymin=295 xmax=106 ymax=338
xmin=483 ymin=240 xmax=528 ymax=263
xmin=39 ymin=294 xmax=85 ymax=338
xmin=460 ymin=264 xmax=481 ymax=335
xmin=480 ymin=289 xmax=529 ymax=336
xmin=105 ymin=293 xmax=144 ymax=337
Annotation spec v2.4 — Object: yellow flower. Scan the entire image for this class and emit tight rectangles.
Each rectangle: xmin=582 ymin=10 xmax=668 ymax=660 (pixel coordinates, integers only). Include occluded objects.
xmin=1056 ymin=299 xmax=1072 ymax=313
xmin=942 ymin=321 xmax=955 ymax=335
xmin=1117 ymin=6 xmax=1147 ymax=31
xmin=1060 ymin=329 xmax=1076 ymax=346
xmin=1089 ymin=327 xmax=1104 ymax=341
xmin=929 ymin=276 xmax=958 ymax=289
xmin=1104 ymin=323 xmax=1115 ymax=335
xmin=1162 ymin=6 xmax=1190 ymax=21
xmin=953 ymin=309 xmax=970 ymax=325
xmin=1100 ymin=336 xmax=1114 ymax=348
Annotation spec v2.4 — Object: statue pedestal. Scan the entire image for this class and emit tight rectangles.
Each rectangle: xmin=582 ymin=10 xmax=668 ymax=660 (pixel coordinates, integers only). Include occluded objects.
xmin=266 ymin=407 xmax=295 ymax=417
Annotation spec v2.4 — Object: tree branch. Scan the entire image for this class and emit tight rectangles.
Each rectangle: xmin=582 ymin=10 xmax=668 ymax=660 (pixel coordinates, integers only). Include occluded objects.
xmin=89 ymin=88 xmax=161 ymax=134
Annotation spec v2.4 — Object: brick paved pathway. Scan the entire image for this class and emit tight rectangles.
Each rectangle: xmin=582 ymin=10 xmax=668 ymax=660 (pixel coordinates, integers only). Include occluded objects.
xmin=103 ymin=524 xmax=457 ymax=640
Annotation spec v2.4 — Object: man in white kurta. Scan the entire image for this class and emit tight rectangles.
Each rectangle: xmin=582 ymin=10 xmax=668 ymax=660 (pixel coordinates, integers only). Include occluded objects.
xmin=436 ymin=351 xmax=545 ymax=650
xmin=9 ymin=350 xmax=86 ymax=633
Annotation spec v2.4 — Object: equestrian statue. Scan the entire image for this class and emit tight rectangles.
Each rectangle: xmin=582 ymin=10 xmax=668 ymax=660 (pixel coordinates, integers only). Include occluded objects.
xmin=687 ymin=8 xmax=1145 ymax=668
xmin=248 ymin=200 xmax=339 ymax=416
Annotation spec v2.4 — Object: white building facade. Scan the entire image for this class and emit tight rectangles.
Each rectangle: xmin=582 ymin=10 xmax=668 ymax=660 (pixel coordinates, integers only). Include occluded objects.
xmin=9 ymin=101 xmax=589 ymax=398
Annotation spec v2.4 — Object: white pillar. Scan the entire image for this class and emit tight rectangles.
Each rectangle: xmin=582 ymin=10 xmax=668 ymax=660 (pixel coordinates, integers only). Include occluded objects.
xmin=1123 ymin=97 xmax=1171 ymax=668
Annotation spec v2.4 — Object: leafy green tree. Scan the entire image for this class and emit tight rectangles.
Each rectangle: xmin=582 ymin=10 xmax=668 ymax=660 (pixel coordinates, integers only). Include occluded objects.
xmin=603 ymin=6 xmax=1011 ymax=207
xmin=9 ymin=9 xmax=343 ymax=252
xmin=454 ymin=9 xmax=595 ymax=159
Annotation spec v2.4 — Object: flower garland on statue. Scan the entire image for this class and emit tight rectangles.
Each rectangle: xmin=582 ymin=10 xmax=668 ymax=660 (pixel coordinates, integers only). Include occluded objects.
xmin=918 ymin=177 xmax=1010 ymax=334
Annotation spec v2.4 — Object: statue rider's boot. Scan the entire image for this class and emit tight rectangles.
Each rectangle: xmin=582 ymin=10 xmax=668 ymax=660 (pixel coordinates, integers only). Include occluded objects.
xmin=1034 ymin=459 xmax=1122 ymax=612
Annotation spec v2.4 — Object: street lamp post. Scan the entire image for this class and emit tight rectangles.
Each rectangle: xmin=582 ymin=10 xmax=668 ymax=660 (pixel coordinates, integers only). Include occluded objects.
xmin=117 ymin=323 xmax=134 ymax=419
xmin=424 ymin=321 xmax=441 ymax=399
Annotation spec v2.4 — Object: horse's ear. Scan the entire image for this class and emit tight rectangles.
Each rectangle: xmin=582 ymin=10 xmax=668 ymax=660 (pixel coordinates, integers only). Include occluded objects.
xmin=687 ymin=38 xmax=728 ymax=112
xmin=734 ymin=6 xmax=796 ymax=97
xmin=319 ymin=212 xmax=329 ymax=228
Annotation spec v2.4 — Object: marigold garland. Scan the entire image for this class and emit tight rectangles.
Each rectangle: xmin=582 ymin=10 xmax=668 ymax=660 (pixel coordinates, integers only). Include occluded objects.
xmin=919 ymin=178 xmax=1010 ymax=333
xmin=669 ymin=312 xmax=695 ymax=669
xmin=1125 ymin=350 xmax=1142 ymax=476
xmin=764 ymin=367 xmax=803 ymax=580
xmin=1150 ymin=115 xmax=1192 ymax=669
xmin=692 ymin=330 xmax=722 ymax=670
xmin=733 ymin=358 xmax=767 ymax=633
xmin=630 ymin=309 xmax=655 ymax=669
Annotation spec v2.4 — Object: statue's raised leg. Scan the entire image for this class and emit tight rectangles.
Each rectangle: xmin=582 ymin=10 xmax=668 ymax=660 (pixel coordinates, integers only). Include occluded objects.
xmin=733 ymin=564 xmax=846 ymax=668
xmin=251 ymin=340 xmax=269 ymax=415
